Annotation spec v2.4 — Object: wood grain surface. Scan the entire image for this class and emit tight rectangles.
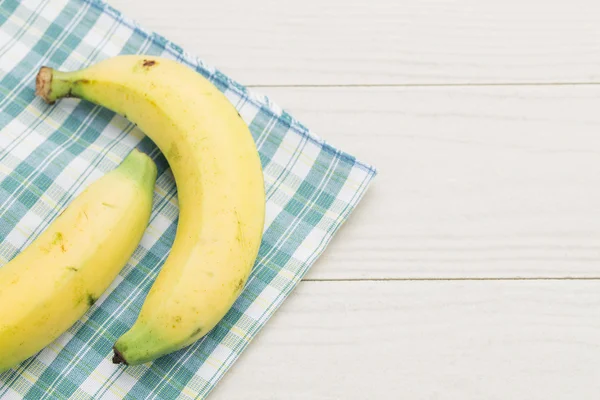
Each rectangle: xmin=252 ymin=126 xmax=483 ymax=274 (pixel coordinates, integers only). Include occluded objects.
xmin=111 ymin=0 xmax=600 ymax=85
xmin=211 ymin=280 xmax=600 ymax=400
xmin=261 ymin=86 xmax=600 ymax=279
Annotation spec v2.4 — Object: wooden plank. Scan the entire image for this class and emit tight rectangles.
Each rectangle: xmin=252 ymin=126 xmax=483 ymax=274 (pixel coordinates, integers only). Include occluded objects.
xmin=112 ymin=0 xmax=600 ymax=85
xmin=211 ymin=280 xmax=600 ymax=399
xmin=257 ymin=86 xmax=600 ymax=279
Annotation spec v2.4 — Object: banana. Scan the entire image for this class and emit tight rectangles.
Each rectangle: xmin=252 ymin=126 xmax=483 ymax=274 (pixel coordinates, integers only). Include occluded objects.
xmin=0 ymin=149 xmax=156 ymax=373
xmin=36 ymin=55 xmax=266 ymax=366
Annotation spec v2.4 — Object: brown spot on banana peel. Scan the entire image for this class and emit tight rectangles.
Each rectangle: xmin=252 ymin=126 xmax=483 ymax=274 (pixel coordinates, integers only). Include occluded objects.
xmin=65 ymin=79 xmax=91 ymax=98
xmin=190 ymin=327 xmax=202 ymax=340
xmin=142 ymin=59 xmax=156 ymax=68
xmin=52 ymin=232 xmax=62 ymax=244
xmin=86 ymin=293 xmax=97 ymax=307
xmin=168 ymin=143 xmax=182 ymax=161
xmin=235 ymin=210 xmax=245 ymax=246
xmin=235 ymin=278 xmax=245 ymax=292
xmin=51 ymin=232 xmax=67 ymax=253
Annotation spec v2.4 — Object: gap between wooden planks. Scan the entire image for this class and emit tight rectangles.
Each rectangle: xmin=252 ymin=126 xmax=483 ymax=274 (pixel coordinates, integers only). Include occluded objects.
xmin=255 ymin=86 xmax=600 ymax=281
xmin=211 ymin=279 xmax=600 ymax=400
xmin=111 ymin=0 xmax=600 ymax=86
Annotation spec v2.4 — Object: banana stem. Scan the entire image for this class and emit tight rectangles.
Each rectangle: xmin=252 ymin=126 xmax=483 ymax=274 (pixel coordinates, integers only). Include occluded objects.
xmin=36 ymin=67 xmax=78 ymax=104
xmin=112 ymin=348 xmax=128 ymax=365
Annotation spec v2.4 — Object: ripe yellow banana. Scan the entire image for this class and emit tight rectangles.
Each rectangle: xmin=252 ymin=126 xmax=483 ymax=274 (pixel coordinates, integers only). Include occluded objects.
xmin=0 ymin=149 xmax=156 ymax=373
xmin=36 ymin=55 xmax=266 ymax=365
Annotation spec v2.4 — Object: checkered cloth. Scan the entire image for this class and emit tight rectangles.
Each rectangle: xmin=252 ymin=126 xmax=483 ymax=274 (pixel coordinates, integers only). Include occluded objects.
xmin=0 ymin=0 xmax=376 ymax=398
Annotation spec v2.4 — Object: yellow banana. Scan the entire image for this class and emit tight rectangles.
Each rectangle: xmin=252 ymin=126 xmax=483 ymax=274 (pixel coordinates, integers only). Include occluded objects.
xmin=0 ymin=149 xmax=156 ymax=373
xmin=36 ymin=55 xmax=266 ymax=365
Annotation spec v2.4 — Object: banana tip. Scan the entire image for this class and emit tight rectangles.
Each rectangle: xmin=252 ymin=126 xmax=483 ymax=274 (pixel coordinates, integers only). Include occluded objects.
xmin=112 ymin=348 xmax=128 ymax=365
xmin=35 ymin=66 xmax=54 ymax=104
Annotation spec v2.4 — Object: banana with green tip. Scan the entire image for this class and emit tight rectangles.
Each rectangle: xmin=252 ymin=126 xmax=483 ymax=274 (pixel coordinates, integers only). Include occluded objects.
xmin=36 ymin=55 xmax=266 ymax=365
xmin=0 ymin=149 xmax=156 ymax=373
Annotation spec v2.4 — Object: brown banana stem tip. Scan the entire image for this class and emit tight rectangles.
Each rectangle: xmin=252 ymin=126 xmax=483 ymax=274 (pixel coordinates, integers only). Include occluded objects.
xmin=112 ymin=347 xmax=128 ymax=365
xmin=35 ymin=66 xmax=54 ymax=104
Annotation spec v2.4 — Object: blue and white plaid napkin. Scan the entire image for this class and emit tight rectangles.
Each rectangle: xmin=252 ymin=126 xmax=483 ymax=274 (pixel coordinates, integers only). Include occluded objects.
xmin=0 ymin=0 xmax=376 ymax=398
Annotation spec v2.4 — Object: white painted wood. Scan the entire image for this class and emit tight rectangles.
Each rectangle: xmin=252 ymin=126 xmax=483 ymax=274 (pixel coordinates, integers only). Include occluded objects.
xmin=254 ymin=86 xmax=600 ymax=279
xmin=110 ymin=0 xmax=600 ymax=85
xmin=211 ymin=280 xmax=600 ymax=400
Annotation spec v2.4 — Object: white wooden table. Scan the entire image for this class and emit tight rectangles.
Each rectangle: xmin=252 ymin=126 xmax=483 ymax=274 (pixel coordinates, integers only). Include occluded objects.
xmin=111 ymin=1 xmax=600 ymax=398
